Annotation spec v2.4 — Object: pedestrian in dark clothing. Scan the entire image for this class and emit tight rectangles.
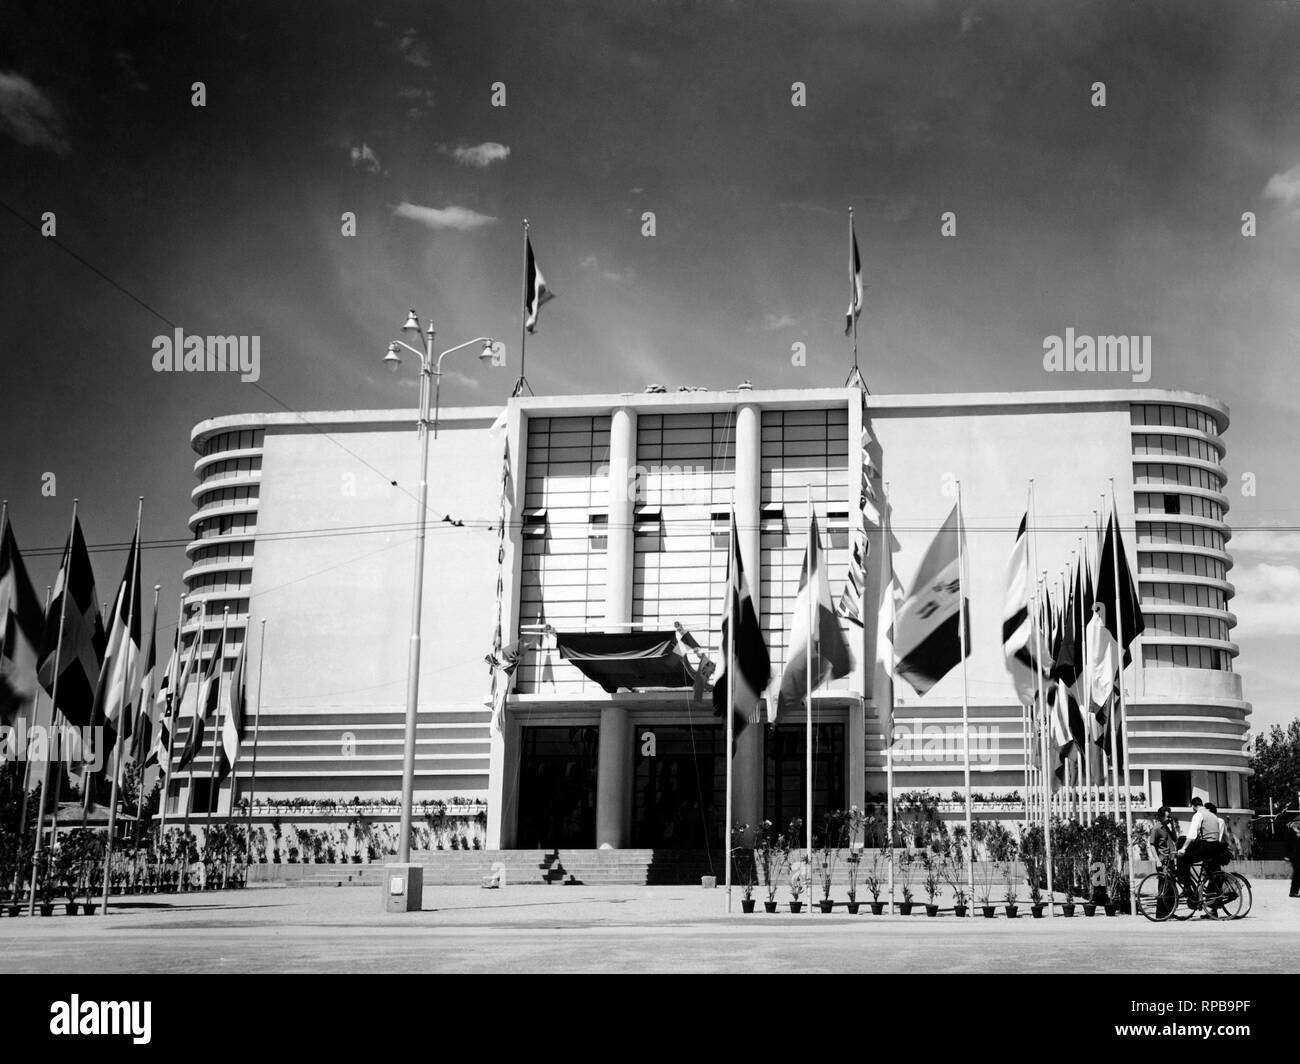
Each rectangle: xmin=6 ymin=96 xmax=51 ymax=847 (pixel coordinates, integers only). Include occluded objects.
xmin=1286 ymin=815 xmax=1300 ymax=898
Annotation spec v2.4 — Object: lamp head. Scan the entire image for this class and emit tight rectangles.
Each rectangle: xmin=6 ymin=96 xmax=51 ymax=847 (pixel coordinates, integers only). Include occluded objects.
xmin=383 ymin=343 xmax=403 ymax=372
xmin=402 ymin=310 xmax=421 ymax=334
xmin=479 ymin=339 xmax=506 ymax=366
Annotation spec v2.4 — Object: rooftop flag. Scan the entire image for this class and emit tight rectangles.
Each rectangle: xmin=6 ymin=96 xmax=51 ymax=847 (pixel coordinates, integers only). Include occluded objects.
xmin=524 ymin=234 xmax=554 ymax=334
xmin=845 ymin=214 xmax=863 ymax=336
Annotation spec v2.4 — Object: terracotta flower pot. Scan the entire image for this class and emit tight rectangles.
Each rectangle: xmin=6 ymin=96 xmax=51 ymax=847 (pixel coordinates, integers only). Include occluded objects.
xmin=764 ymin=901 xmax=778 ymax=913
xmin=1083 ymin=903 xmax=1097 ymax=917
xmin=64 ymin=902 xmax=78 ymax=916
xmin=789 ymin=901 xmax=803 ymax=913
xmin=1104 ymin=904 xmax=1118 ymax=916
xmin=1004 ymin=905 xmax=1019 ymax=918
xmin=82 ymin=903 xmax=96 ymax=916
xmin=847 ymin=902 xmax=860 ymax=914
xmin=954 ymin=905 xmax=968 ymax=918
xmin=1031 ymin=904 xmax=1045 ymax=918
xmin=818 ymin=899 xmax=834 ymax=914
xmin=925 ymin=904 xmax=939 ymax=917
xmin=898 ymin=902 xmax=914 ymax=915
xmin=741 ymin=899 xmax=756 ymax=913
xmin=1061 ymin=903 xmax=1076 ymax=917
xmin=982 ymin=905 xmax=996 ymax=918
xmin=40 ymin=903 xmax=54 ymax=917
xmin=870 ymin=902 xmax=884 ymax=915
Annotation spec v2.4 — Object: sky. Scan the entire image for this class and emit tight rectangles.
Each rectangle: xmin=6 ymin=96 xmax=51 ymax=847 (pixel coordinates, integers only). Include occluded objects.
xmin=1 ymin=0 xmax=1298 ymax=730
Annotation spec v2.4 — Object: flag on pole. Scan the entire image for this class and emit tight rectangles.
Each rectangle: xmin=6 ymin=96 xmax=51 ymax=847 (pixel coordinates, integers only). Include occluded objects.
xmin=1001 ymin=513 xmax=1043 ymax=707
xmin=0 ymin=516 xmax=44 ymax=738
xmin=775 ymin=514 xmax=853 ymax=723
xmin=90 ymin=529 xmax=143 ymax=766
xmin=1096 ymin=508 xmax=1146 ymax=667
xmin=711 ymin=513 xmax=770 ymax=744
xmin=125 ymin=599 xmax=158 ymax=777
xmin=874 ymin=570 xmax=902 ymax=743
xmin=844 ymin=217 xmax=863 ymax=336
xmin=523 ymin=234 xmax=554 ymax=333
xmin=148 ymin=624 xmax=200 ymax=781
xmin=176 ymin=623 xmax=224 ymax=774
xmin=37 ymin=517 xmax=106 ymax=729
xmin=217 ymin=637 xmax=247 ymax=780
xmin=487 ymin=637 xmax=540 ymax=733
xmin=893 ymin=503 xmax=970 ymax=696
xmin=837 ymin=535 xmax=867 ymax=626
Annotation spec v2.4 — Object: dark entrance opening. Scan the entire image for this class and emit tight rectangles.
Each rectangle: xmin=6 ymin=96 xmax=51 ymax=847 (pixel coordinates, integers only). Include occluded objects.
xmin=516 ymin=726 xmax=598 ymax=848
xmin=631 ymin=724 xmax=723 ymax=847
xmin=764 ymin=722 xmax=846 ymax=845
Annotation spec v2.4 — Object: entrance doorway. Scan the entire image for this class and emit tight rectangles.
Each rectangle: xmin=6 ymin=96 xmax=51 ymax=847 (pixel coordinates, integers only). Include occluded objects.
xmin=764 ymin=722 xmax=846 ymax=845
xmin=631 ymin=724 xmax=723 ymax=847
xmin=516 ymin=726 xmax=598 ymax=848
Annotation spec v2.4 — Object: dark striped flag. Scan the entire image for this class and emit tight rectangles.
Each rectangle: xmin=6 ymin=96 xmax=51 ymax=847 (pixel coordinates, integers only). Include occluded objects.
xmin=893 ymin=502 xmax=970 ymax=696
xmin=0 ymin=516 xmax=44 ymax=738
xmin=37 ymin=516 xmax=106 ymax=729
xmin=126 ymin=598 xmax=158 ymax=777
xmin=523 ymin=234 xmax=554 ymax=333
xmin=775 ymin=514 xmax=854 ymax=723
xmin=91 ymin=529 xmax=143 ymax=762
xmin=712 ymin=513 xmax=770 ymax=747
xmin=1095 ymin=508 xmax=1146 ymax=667
xmin=176 ymin=622 xmax=224 ymax=774
xmin=218 ymin=636 xmax=247 ymax=780
xmin=1001 ymin=513 xmax=1043 ymax=706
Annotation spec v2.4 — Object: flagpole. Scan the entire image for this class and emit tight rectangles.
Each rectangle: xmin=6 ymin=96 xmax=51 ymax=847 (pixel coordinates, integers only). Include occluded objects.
xmin=156 ymin=594 xmax=188 ymax=876
xmin=882 ymin=481 xmax=895 ymax=915
xmin=202 ymin=608 xmax=230 ymax=888
xmin=724 ymin=499 xmax=735 ymax=913
xmin=131 ymin=586 xmax=161 ymax=891
xmin=28 ymin=499 xmax=79 ymax=916
xmin=9 ymin=583 xmax=52 ymax=902
xmin=513 ymin=218 xmax=530 ymax=398
xmin=954 ymin=483 xmax=975 ymax=915
xmin=180 ymin=609 xmax=211 ymax=891
xmin=1028 ymin=480 xmax=1054 ymax=916
xmin=1108 ymin=480 xmax=1139 ymax=915
xmin=245 ymin=618 xmax=267 ymax=868
xmin=100 ymin=498 xmax=143 ymax=914
xmin=849 ymin=206 xmax=859 ymax=379
xmin=805 ymin=486 xmax=814 ymax=913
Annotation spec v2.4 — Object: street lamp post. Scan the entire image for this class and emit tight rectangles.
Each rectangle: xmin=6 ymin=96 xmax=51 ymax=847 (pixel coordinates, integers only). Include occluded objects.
xmin=382 ymin=311 xmax=502 ymax=911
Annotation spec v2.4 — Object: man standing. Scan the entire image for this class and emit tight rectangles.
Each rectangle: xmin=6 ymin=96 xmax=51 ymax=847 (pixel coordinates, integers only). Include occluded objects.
xmin=1151 ymin=806 xmax=1178 ymax=868
xmin=1176 ymin=796 xmax=1222 ymax=905
xmin=1286 ymin=814 xmax=1300 ymax=899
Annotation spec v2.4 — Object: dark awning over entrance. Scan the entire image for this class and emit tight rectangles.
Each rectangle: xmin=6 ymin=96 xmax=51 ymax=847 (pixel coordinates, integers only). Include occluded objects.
xmin=554 ymin=631 xmax=693 ymax=693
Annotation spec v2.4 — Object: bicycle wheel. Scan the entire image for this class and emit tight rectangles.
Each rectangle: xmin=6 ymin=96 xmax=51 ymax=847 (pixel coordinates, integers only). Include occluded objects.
xmin=1137 ymin=872 xmax=1179 ymax=922
xmin=1201 ymin=871 xmax=1239 ymax=920
xmin=1228 ymin=872 xmax=1252 ymax=919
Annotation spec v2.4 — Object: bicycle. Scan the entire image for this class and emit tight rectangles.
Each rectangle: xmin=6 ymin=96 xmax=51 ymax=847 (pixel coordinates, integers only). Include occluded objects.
xmin=1136 ymin=858 xmax=1246 ymax=922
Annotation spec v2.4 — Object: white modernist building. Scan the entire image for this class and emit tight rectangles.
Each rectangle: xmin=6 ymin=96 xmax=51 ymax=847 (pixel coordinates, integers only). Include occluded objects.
xmin=174 ymin=386 xmax=1251 ymax=846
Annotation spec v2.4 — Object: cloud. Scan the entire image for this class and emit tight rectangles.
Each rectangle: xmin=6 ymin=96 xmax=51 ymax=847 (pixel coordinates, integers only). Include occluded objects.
xmin=0 ymin=72 xmax=69 ymax=154
xmin=442 ymin=141 xmax=510 ymax=168
xmin=579 ymin=254 xmax=634 ymax=283
xmin=959 ymin=7 xmax=982 ymax=37
xmin=392 ymin=202 xmax=497 ymax=231
xmin=397 ymin=28 xmax=432 ymax=68
xmin=349 ymin=143 xmax=381 ymax=173
xmin=762 ymin=313 xmax=799 ymax=331
xmin=399 ymin=86 xmax=435 ymax=120
xmin=1263 ymin=164 xmax=1300 ymax=219
xmin=628 ymin=187 xmax=645 ymax=195
xmin=1228 ymin=529 xmax=1300 ymax=557
xmin=1225 ymin=562 xmax=1300 ymax=637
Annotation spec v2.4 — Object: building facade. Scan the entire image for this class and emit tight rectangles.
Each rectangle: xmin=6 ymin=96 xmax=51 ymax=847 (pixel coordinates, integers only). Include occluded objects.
xmin=174 ymin=387 xmax=1251 ymax=845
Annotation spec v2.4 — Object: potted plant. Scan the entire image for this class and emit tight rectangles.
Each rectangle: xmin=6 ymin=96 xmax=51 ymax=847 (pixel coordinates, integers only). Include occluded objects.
xmin=1029 ymin=880 xmax=1045 ymax=917
xmin=843 ymin=807 xmax=865 ymax=913
xmin=864 ymin=848 xmax=886 ymax=914
xmin=896 ymin=849 xmax=915 ymax=915
xmin=783 ymin=818 xmax=805 ymax=913
xmin=921 ymin=852 xmax=941 ymax=917
xmin=731 ymin=824 xmax=757 ymax=913
xmin=814 ymin=810 xmax=844 ymax=913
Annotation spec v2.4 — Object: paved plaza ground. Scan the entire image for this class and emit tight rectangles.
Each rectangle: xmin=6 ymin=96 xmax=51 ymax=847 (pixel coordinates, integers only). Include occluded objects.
xmin=2 ymin=880 xmax=1297 ymax=973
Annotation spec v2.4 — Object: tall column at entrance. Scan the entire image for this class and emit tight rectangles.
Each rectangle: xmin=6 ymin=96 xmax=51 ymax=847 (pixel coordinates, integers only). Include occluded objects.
xmin=595 ymin=406 xmax=637 ymax=848
xmin=733 ymin=403 xmax=763 ymax=831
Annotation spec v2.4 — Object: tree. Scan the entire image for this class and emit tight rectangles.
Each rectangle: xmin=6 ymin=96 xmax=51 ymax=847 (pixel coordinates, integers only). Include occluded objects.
xmin=1248 ymin=719 xmax=1300 ymax=818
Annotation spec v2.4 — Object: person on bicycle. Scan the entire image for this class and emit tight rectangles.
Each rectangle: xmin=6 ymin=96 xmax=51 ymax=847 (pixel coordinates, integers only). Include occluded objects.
xmin=1177 ymin=797 xmax=1223 ymax=905
xmin=1151 ymin=806 xmax=1178 ymax=868
xmin=1204 ymin=802 xmax=1232 ymax=866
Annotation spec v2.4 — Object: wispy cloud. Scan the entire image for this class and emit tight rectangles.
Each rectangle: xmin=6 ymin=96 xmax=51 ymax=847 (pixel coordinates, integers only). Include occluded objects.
xmin=762 ymin=313 xmax=799 ymax=331
xmin=1229 ymin=529 xmax=1300 ymax=557
xmin=579 ymin=254 xmax=634 ymax=283
xmin=349 ymin=143 xmax=381 ymax=173
xmin=441 ymin=141 xmax=510 ymax=168
xmin=392 ymin=202 xmax=496 ymax=231
xmin=1226 ymin=562 xmax=1300 ymax=636
xmin=396 ymin=28 xmax=431 ymax=68
xmin=399 ymin=86 xmax=435 ymax=120
xmin=1263 ymin=163 xmax=1300 ymax=220
xmin=0 ymin=72 xmax=69 ymax=154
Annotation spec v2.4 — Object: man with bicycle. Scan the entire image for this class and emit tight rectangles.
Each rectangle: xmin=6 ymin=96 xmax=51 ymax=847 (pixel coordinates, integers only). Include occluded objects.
xmin=1176 ymin=797 xmax=1223 ymax=908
